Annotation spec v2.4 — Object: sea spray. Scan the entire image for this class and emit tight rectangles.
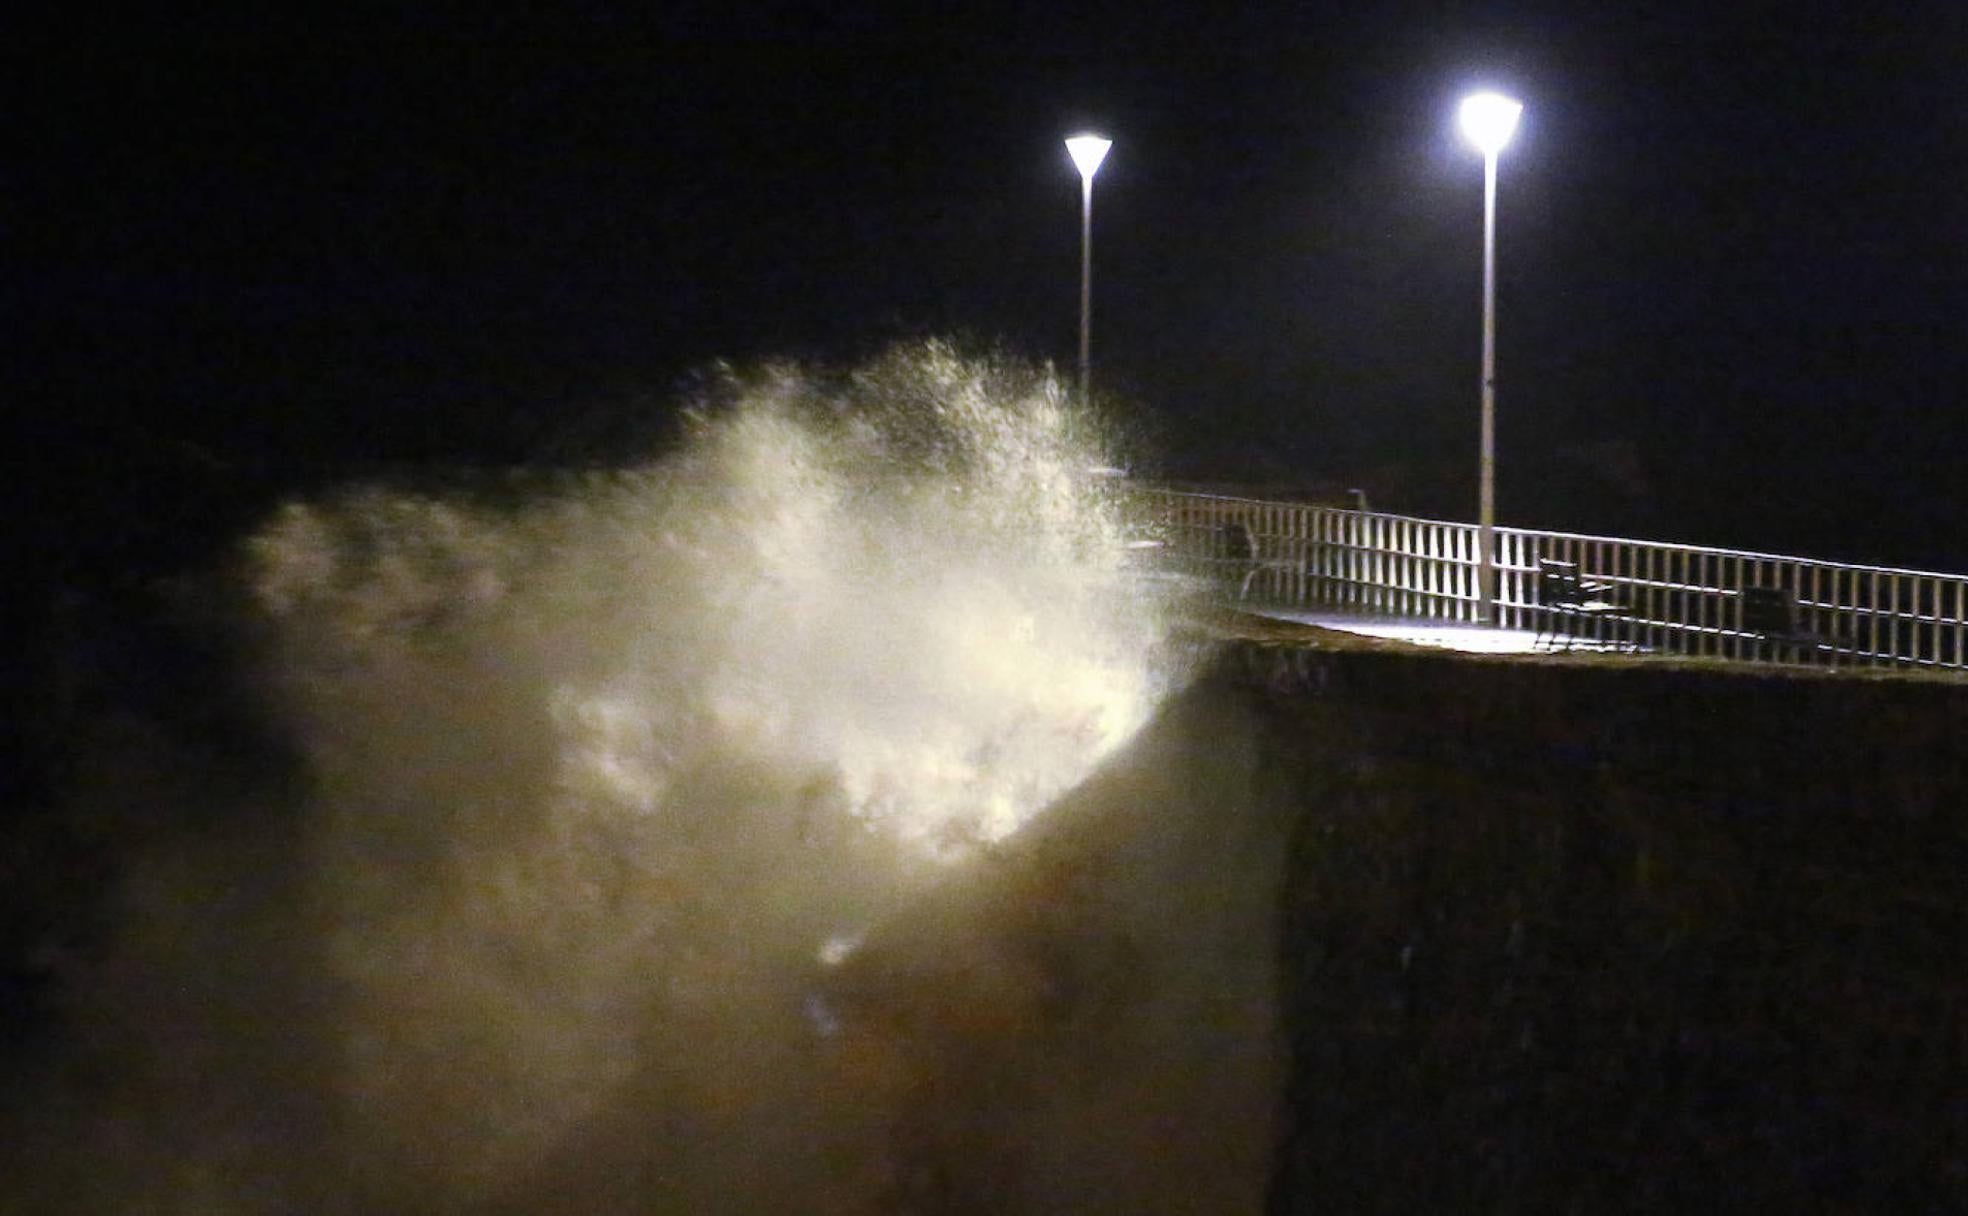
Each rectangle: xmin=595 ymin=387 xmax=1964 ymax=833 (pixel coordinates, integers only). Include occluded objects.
xmin=9 ymin=340 xmax=1193 ymax=1211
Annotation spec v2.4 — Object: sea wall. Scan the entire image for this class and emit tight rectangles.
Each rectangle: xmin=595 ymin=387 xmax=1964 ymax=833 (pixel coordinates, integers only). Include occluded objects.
xmin=1238 ymin=641 xmax=1968 ymax=1211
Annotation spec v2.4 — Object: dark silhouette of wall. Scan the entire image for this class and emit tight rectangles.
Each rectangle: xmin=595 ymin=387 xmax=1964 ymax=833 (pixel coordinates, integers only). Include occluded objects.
xmin=1239 ymin=641 xmax=1968 ymax=1213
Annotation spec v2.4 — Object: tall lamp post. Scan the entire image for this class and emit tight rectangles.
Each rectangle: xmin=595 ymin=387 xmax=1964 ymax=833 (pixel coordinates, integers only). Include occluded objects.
xmin=1457 ymin=92 xmax=1523 ymax=626
xmin=1065 ymin=133 xmax=1113 ymax=406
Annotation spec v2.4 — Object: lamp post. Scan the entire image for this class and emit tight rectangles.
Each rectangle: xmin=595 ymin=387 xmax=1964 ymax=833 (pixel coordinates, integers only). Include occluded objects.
xmin=1065 ymin=133 xmax=1112 ymax=406
xmin=1458 ymin=92 xmax=1522 ymax=626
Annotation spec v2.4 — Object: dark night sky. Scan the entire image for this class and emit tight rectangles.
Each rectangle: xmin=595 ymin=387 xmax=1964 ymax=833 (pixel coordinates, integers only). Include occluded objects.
xmin=13 ymin=1 xmax=1968 ymax=574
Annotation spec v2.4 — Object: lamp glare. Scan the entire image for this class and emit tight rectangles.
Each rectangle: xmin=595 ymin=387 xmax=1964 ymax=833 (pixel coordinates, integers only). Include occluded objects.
xmin=1065 ymin=134 xmax=1113 ymax=180
xmin=1458 ymin=93 xmax=1523 ymax=156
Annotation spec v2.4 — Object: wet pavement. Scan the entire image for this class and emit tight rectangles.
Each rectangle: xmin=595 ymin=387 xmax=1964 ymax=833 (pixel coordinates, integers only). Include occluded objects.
xmin=1242 ymin=608 xmax=1637 ymax=656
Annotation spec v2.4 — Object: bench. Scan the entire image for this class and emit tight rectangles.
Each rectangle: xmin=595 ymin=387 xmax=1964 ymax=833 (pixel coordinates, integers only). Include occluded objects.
xmin=1535 ymin=558 xmax=1623 ymax=651
xmin=1740 ymin=586 xmax=1829 ymax=660
xmin=1219 ymin=522 xmax=1303 ymax=601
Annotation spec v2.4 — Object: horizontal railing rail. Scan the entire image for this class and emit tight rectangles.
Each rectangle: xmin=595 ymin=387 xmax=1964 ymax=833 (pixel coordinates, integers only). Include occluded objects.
xmin=1143 ymin=487 xmax=1968 ymax=672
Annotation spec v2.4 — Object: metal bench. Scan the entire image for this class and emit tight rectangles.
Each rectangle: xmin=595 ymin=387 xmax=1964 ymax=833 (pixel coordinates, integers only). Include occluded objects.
xmin=1740 ymin=585 xmax=1830 ymax=661
xmin=1220 ymin=522 xmax=1303 ymax=601
xmin=1535 ymin=558 xmax=1623 ymax=651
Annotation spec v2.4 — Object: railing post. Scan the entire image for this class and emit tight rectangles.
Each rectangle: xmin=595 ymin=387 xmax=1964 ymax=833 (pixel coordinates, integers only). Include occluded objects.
xmin=1944 ymin=578 xmax=1960 ymax=668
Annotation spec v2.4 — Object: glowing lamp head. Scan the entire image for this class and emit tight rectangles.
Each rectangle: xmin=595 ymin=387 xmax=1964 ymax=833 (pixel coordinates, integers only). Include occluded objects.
xmin=1458 ymin=92 xmax=1523 ymax=157
xmin=1065 ymin=134 xmax=1113 ymax=181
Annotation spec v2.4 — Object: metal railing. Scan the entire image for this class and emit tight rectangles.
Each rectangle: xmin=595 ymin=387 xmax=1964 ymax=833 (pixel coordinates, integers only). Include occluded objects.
xmin=1145 ymin=488 xmax=1968 ymax=672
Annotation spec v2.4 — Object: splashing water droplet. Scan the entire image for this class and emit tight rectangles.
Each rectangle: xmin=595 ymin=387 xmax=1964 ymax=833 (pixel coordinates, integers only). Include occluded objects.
xmin=217 ymin=339 xmax=1196 ymax=1200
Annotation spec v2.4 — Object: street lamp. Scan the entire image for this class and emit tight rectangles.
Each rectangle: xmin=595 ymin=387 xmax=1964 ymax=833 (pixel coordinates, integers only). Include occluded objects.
xmin=1458 ymin=91 xmax=1522 ymax=625
xmin=1065 ymin=133 xmax=1113 ymax=406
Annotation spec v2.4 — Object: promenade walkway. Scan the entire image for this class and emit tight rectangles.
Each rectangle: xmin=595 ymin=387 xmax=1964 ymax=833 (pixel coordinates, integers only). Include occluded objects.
xmin=1242 ymin=607 xmax=1633 ymax=656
